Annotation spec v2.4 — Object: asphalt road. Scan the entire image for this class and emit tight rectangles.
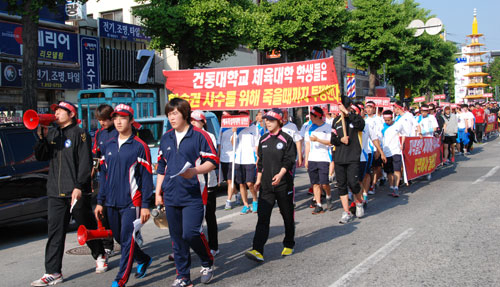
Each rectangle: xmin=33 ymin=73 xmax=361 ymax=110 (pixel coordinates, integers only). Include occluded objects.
xmin=2 ymin=136 xmax=500 ymax=287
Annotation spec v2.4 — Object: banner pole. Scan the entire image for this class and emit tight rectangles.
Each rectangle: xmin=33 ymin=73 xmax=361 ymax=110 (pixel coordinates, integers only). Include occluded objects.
xmin=231 ymin=131 xmax=236 ymax=193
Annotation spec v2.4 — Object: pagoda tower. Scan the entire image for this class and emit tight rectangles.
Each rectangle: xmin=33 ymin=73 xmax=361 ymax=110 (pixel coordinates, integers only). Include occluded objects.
xmin=464 ymin=8 xmax=489 ymax=101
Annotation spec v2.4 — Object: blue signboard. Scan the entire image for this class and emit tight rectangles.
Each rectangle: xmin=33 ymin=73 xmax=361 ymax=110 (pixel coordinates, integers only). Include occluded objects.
xmin=80 ymin=36 xmax=101 ymax=90
xmin=0 ymin=63 xmax=81 ymax=90
xmin=98 ymin=18 xmax=150 ymax=43
xmin=0 ymin=21 xmax=79 ymax=63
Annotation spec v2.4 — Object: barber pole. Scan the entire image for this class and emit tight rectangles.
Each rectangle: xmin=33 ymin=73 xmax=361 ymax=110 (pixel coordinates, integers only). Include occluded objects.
xmin=346 ymin=73 xmax=356 ymax=98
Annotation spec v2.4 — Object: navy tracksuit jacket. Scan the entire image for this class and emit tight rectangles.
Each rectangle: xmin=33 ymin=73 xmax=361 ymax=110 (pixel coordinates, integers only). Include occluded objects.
xmin=97 ymin=133 xmax=153 ymax=286
xmin=157 ymin=125 xmax=219 ymax=281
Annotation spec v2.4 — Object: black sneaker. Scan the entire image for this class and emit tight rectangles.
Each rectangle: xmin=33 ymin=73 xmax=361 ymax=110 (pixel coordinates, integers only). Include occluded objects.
xmin=312 ymin=205 xmax=324 ymax=214
xmin=309 ymin=199 xmax=316 ymax=208
xmin=326 ymin=197 xmax=334 ymax=211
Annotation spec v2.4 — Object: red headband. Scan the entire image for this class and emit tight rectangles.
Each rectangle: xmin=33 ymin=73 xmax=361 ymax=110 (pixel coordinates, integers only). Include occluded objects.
xmin=310 ymin=110 xmax=323 ymax=118
xmin=421 ymin=107 xmax=429 ymax=111
xmin=393 ymin=103 xmax=403 ymax=110
xmin=365 ymin=103 xmax=375 ymax=108
xmin=351 ymin=104 xmax=361 ymax=114
xmin=383 ymin=114 xmax=393 ymax=119
xmin=265 ymin=110 xmax=283 ymax=121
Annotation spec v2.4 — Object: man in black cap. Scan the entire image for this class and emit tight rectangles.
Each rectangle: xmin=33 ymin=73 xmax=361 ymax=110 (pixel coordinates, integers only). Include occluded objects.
xmin=32 ymin=101 xmax=107 ymax=286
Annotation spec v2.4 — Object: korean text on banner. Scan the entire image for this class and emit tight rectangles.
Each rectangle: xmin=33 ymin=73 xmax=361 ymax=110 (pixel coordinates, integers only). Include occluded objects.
xmin=414 ymin=96 xmax=426 ymax=103
xmin=221 ymin=115 xmax=250 ymax=128
xmin=485 ymin=114 xmax=497 ymax=134
xmin=163 ymin=57 xmax=340 ymax=111
xmin=365 ymin=97 xmax=391 ymax=108
xmin=403 ymin=136 xmax=443 ymax=181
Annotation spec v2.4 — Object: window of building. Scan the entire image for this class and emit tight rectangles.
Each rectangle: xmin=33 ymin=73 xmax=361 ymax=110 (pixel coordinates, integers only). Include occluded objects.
xmin=101 ymin=9 xmax=123 ymax=22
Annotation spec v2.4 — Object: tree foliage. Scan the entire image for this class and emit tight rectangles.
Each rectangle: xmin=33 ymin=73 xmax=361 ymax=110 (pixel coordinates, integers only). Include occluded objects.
xmin=346 ymin=0 xmax=411 ymax=96
xmin=133 ymin=0 xmax=254 ymax=69
xmin=248 ymin=0 xmax=350 ymax=61
xmin=385 ymin=0 xmax=456 ymax=101
xmin=486 ymin=57 xmax=500 ymax=96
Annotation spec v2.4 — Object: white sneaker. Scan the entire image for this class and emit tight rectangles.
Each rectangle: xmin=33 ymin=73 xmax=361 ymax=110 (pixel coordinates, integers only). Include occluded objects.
xmin=31 ymin=273 xmax=63 ymax=286
xmin=95 ymin=254 xmax=108 ymax=273
xmin=210 ymin=249 xmax=220 ymax=257
xmin=356 ymin=202 xmax=365 ymax=218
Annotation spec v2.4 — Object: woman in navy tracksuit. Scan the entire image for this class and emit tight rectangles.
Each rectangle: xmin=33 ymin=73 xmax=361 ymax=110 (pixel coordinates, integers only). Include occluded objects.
xmin=156 ymin=98 xmax=218 ymax=287
xmin=95 ymin=104 xmax=153 ymax=287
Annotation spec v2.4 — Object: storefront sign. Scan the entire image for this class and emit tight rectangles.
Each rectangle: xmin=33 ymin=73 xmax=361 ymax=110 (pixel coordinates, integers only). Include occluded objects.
xmin=98 ymin=18 xmax=150 ymax=43
xmin=0 ymin=63 xmax=81 ymax=90
xmin=0 ymin=21 xmax=78 ymax=63
xmin=164 ymin=57 xmax=340 ymax=111
xmin=80 ymin=36 xmax=100 ymax=89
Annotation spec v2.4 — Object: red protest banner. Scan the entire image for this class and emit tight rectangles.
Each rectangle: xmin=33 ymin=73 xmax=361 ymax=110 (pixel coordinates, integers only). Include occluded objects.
xmin=221 ymin=115 xmax=250 ymax=128
xmin=330 ymin=103 xmax=339 ymax=114
xmin=434 ymin=94 xmax=446 ymax=100
xmin=485 ymin=114 xmax=497 ymax=134
xmin=414 ymin=96 xmax=426 ymax=103
xmin=403 ymin=136 xmax=442 ymax=180
xmin=365 ymin=97 xmax=391 ymax=108
xmin=163 ymin=57 xmax=340 ymax=111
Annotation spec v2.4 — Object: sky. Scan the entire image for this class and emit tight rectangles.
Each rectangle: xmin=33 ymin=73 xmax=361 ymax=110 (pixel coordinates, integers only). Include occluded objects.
xmin=411 ymin=0 xmax=500 ymax=57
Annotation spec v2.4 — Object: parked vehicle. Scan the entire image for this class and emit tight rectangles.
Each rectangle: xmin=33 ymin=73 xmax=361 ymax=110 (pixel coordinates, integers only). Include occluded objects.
xmin=0 ymin=123 xmax=49 ymax=226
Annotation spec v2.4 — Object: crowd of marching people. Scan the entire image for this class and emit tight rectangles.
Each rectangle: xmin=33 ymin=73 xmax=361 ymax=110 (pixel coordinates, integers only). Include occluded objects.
xmin=30 ymin=97 xmax=499 ymax=287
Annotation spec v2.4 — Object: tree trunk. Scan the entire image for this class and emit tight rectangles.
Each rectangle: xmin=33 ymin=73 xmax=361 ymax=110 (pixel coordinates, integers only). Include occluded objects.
xmin=368 ymin=65 xmax=377 ymax=97
xmin=400 ymin=86 xmax=405 ymax=101
xmin=21 ymin=0 xmax=38 ymax=112
xmin=177 ymin=45 xmax=191 ymax=70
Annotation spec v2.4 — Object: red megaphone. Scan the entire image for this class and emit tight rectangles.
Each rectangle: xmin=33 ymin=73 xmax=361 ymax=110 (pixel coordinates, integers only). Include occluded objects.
xmin=77 ymin=220 xmax=113 ymax=246
xmin=23 ymin=109 xmax=56 ymax=130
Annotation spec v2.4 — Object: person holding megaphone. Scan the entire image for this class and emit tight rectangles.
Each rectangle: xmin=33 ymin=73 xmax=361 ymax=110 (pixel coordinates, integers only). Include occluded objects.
xmin=31 ymin=101 xmax=108 ymax=287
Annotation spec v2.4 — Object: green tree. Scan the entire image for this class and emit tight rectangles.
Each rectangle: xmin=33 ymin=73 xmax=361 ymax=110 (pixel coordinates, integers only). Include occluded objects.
xmin=4 ymin=0 xmax=80 ymax=111
xmin=248 ymin=0 xmax=350 ymax=62
xmin=486 ymin=57 xmax=500 ymax=98
xmin=133 ymin=0 xmax=254 ymax=69
xmin=385 ymin=0 xmax=456 ymax=102
xmin=346 ymin=0 xmax=411 ymax=96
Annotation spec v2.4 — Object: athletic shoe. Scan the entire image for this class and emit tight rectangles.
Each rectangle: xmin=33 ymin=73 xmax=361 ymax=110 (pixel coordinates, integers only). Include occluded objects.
xmin=240 ymin=205 xmax=251 ymax=214
xmin=111 ymin=281 xmax=120 ymax=287
xmin=135 ymin=257 xmax=153 ymax=278
xmin=326 ymin=197 xmax=334 ymax=211
xmin=391 ymin=188 xmax=400 ymax=197
xmin=312 ymin=205 xmax=324 ymax=215
xmin=171 ymin=278 xmax=194 ymax=287
xmin=307 ymin=187 xmax=314 ymax=195
xmin=456 ymin=152 xmax=463 ymax=156
xmin=224 ymin=200 xmax=232 ymax=210
xmin=368 ymin=185 xmax=376 ymax=195
xmin=309 ymin=199 xmax=316 ymax=208
xmin=356 ymin=202 xmax=365 ymax=218
xmin=443 ymin=159 xmax=450 ymax=165
xmin=105 ymin=248 xmax=115 ymax=257
xmin=339 ymin=211 xmax=354 ymax=224
xmin=245 ymin=250 xmax=264 ymax=262
xmin=210 ymin=249 xmax=220 ymax=257
xmin=235 ymin=194 xmax=243 ymax=206
xmin=451 ymin=157 xmax=455 ymax=163
xmin=349 ymin=202 xmax=356 ymax=215
xmin=31 ymin=273 xmax=63 ymax=286
xmin=200 ymin=266 xmax=214 ymax=284
xmin=281 ymin=247 xmax=294 ymax=256
xmin=95 ymin=254 xmax=108 ymax=274
xmin=252 ymin=201 xmax=258 ymax=213
xmin=168 ymin=253 xmax=175 ymax=261
xmin=427 ymin=174 xmax=432 ymax=181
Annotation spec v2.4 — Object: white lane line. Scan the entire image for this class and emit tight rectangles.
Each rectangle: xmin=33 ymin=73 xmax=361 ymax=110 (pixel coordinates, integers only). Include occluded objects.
xmin=472 ymin=166 xmax=500 ymax=184
xmin=329 ymin=228 xmax=416 ymax=287
xmin=217 ymin=211 xmax=242 ymax=223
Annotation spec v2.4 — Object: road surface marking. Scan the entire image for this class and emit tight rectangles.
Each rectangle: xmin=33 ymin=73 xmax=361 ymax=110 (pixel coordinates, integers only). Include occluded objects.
xmin=472 ymin=166 xmax=500 ymax=184
xmin=329 ymin=228 xmax=416 ymax=287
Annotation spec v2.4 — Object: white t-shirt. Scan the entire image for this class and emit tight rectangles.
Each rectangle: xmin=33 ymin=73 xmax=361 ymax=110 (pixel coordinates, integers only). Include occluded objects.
xmin=305 ymin=122 xmax=332 ymax=163
xmin=464 ymin=111 xmax=475 ymax=129
xmin=219 ymin=128 xmax=234 ymax=163
xmin=175 ymin=129 xmax=188 ymax=148
xmin=118 ymin=137 xmax=127 ymax=149
xmin=457 ymin=113 xmax=466 ymax=129
xmin=416 ymin=115 xmax=438 ymax=137
xmin=299 ymin=120 xmax=312 ymax=139
xmin=361 ymin=116 xmax=382 ymax=161
xmin=234 ymin=124 xmax=259 ymax=165
xmin=325 ymin=117 xmax=334 ymax=127
xmin=283 ymin=121 xmax=302 ymax=142
xmin=382 ymin=121 xmax=405 ymax=157
xmin=396 ymin=112 xmax=418 ymax=136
